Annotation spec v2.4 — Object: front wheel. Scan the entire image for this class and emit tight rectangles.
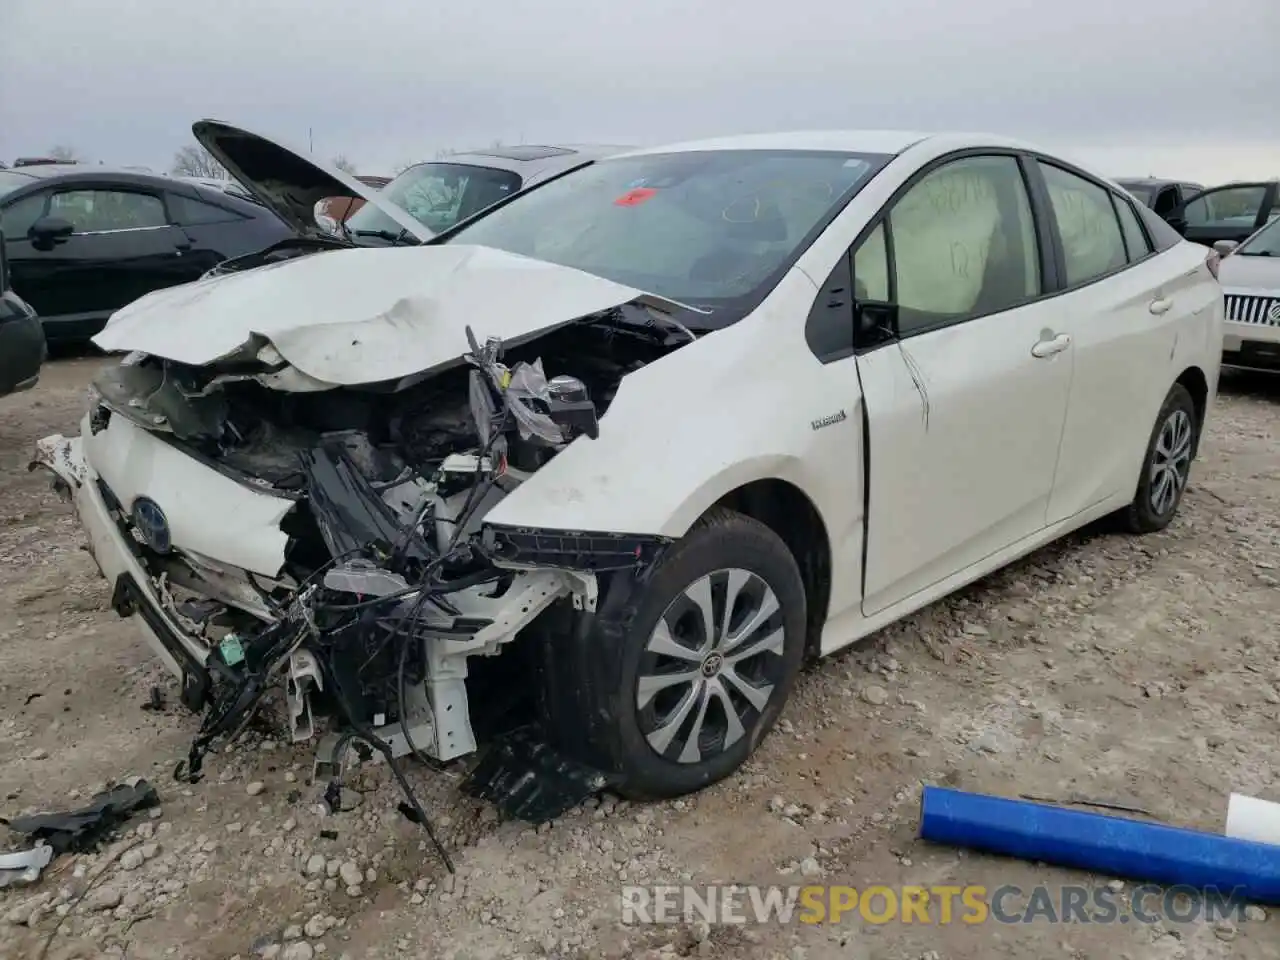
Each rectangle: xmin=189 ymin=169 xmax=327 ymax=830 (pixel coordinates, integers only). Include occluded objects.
xmin=1121 ymin=383 xmax=1198 ymax=534
xmin=541 ymin=508 xmax=808 ymax=800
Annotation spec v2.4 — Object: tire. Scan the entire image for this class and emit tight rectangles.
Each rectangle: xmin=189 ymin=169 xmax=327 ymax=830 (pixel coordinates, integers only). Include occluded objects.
xmin=1120 ymin=383 xmax=1198 ymax=534
xmin=540 ymin=508 xmax=807 ymax=800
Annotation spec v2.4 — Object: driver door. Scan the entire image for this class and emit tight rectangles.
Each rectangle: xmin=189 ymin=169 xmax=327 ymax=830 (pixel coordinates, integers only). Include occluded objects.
xmin=853 ymin=154 xmax=1074 ymax=616
xmin=1170 ymin=182 xmax=1279 ymax=246
xmin=11 ymin=186 xmax=191 ymax=328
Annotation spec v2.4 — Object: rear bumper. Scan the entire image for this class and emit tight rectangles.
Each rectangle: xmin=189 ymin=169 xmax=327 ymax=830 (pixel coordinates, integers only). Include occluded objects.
xmin=31 ymin=422 xmax=214 ymax=701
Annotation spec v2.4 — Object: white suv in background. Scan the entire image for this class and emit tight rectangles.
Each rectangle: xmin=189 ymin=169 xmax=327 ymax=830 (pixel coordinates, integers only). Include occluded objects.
xmin=1216 ymin=218 xmax=1280 ymax=372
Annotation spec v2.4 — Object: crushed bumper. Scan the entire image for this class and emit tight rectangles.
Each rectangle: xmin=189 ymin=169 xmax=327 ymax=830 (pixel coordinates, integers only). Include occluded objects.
xmin=30 ymin=428 xmax=213 ymax=696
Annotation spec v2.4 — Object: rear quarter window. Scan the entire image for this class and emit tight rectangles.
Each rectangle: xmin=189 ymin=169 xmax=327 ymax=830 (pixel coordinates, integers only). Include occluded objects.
xmin=1133 ymin=203 xmax=1184 ymax=252
xmin=170 ymin=194 xmax=248 ymax=225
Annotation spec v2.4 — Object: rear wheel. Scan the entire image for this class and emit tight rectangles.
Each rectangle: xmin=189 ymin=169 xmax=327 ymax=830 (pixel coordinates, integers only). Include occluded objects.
xmin=540 ymin=508 xmax=807 ymax=799
xmin=1121 ymin=383 xmax=1197 ymax=533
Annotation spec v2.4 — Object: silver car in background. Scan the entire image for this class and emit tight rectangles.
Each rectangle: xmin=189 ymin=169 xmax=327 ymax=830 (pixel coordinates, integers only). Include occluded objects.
xmin=341 ymin=143 xmax=633 ymax=242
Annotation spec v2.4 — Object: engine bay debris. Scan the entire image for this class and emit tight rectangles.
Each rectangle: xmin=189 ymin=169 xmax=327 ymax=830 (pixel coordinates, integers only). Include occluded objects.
xmin=63 ymin=307 xmax=690 ymax=864
xmin=1 ymin=779 xmax=159 ymax=857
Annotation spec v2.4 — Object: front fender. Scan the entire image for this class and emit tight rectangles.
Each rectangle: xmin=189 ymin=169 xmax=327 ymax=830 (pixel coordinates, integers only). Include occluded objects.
xmin=482 ymin=268 xmax=862 ymax=541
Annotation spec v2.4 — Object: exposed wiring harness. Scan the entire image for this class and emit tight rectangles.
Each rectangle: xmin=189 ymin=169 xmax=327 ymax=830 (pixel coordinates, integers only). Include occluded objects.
xmin=173 ymin=325 xmax=525 ymax=874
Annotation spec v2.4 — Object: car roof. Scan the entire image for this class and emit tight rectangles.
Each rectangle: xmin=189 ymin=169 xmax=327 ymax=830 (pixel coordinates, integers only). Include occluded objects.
xmin=8 ymin=166 xmax=181 ymax=187
xmin=1116 ymin=177 xmax=1203 ymax=189
xmin=616 ymin=130 xmax=935 ymax=157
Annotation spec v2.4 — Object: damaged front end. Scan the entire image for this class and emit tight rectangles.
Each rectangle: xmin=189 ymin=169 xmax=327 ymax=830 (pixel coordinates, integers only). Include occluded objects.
xmin=32 ymin=303 xmax=687 ymax=837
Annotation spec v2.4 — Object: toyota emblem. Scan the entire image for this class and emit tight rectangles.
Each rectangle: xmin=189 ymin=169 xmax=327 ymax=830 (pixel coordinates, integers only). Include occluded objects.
xmin=131 ymin=497 xmax=172 ymax=553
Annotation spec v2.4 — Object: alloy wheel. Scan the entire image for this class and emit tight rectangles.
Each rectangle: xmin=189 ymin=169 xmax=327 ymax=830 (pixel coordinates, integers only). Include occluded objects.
xmin=1149 ymin=408 xmax=1193 ymax=516
xmin=635 ymin=568 xmax=787 ymax=764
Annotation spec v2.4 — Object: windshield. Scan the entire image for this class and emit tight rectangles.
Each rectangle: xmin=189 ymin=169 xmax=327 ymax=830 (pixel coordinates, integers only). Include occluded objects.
xmin=346 ymin=162 xmax=522 ymax=239
xmin=1237 ymin=217 xmax=1280 ymax=256
xmin=442 ymin=149 xmax=890 ymax=316
xmin=0 ymin=170 xmax=35 ymax=200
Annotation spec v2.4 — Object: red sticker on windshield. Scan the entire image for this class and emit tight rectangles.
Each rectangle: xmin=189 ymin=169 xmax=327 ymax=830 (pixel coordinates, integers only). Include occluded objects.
xmin=614 ymin=187 xmax=657 ymax=207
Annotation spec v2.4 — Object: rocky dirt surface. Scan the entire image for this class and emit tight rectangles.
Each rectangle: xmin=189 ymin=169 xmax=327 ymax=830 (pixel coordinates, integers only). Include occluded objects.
xmin=0 ymin=356 xmax=1278 ymax=960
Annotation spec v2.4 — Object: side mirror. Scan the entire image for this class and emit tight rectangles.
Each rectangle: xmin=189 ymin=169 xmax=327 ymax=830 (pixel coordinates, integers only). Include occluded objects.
xmin=854 ymin=299 xmax=898 ymax=349
xmin=29 ymin=216 xmax=74 ymax=250
xmin=1213 ymin=239 xmax=1239 ymax=257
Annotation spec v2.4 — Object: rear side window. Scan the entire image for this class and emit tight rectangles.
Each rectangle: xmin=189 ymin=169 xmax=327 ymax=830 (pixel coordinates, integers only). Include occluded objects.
xmin=170 ymin=194 xmax=246 ymax=225
xmin=1039 ymin=164 xmax=1127 ymax=286
xmin=1134 ymin=203 xmax=1183 ymax=252
xmin=1113 ymin=196 xmax=1153 ymax=262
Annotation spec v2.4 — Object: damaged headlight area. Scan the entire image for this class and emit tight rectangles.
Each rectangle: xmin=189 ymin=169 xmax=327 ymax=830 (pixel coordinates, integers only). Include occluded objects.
xmin=76 ymin=307 xmax=684 ymax=854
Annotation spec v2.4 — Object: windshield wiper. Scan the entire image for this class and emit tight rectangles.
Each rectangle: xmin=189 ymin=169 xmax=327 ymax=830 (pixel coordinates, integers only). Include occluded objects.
xmin=1238 ymin=250 xmax=1273 ymax=256
xmin=350 ymin=228 xmax=420 ymax=246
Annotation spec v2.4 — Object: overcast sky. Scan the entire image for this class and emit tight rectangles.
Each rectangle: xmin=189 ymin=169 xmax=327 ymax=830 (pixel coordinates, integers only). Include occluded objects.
xmin=2 ymin=0 xmax=1276 ymax=184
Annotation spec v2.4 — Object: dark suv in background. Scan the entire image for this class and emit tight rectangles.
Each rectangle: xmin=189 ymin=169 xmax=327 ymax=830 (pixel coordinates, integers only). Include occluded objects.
xmin=1114 ymin=178 xmax=1205 ymax=218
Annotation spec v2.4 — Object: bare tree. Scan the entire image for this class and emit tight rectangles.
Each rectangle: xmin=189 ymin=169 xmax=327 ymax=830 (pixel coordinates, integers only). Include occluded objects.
xmin=331 ymin=155 xmax=357 ymax=175
xmin=47 ymin=144 xmax=81 ymax=163
xmin=171 ymin=144 xmax=227 ymax=179
xmin=433 ymin=148 xmax=459 ymax=161
xmin=392 ymin=160 xmax=416 ymax=176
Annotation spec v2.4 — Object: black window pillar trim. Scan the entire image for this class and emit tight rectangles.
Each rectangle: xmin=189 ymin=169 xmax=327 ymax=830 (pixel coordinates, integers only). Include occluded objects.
xmin=1260 ymin=182 xmax=1279 ymax=231
xmin=1017 ymin=155 xmax=1065 ymax=294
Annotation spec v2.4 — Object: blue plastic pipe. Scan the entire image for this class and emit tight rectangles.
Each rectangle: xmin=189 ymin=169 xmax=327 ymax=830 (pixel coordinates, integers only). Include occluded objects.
xmin=920 ymin=786 xmax=1280 ymax=904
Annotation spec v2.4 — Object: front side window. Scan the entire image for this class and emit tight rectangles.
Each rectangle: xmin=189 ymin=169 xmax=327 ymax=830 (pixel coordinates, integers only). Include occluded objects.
xmin=1 ymin=191 xmax=49 ymax=238
xmin=347 ymin=162 xmax=522 ymax=238
xmin=48 ymin=190 xmax=167 ymax=232
xmin=853 ymin=222 xmax=889 ymax=301
xmin=1236 ymin=217 xmax=1280 ymax=257
xmin=444 ymin=149 xmax=890 ymax=321
xmin=1183 ymin=185 xmax=1267 ymax=228
xmin=1040 ymin=164 xmax=1128 ymax=286
xmin=870 ymin=155 xmax=1040 ymax=334
xmin=0 ymin=171 xmax=36 ymax=202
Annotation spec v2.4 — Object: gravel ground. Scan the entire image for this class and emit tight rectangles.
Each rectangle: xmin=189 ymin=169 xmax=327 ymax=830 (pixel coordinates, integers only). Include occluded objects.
xmin=0 ymin=356 xmax=1278 ymax=960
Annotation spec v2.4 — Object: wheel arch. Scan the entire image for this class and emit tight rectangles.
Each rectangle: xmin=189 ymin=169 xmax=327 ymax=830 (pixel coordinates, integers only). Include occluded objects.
xmin=704 ymin=477 xmax=833 ymax=659
xmin=1174 ymin=364 xmax=1209 ymax=456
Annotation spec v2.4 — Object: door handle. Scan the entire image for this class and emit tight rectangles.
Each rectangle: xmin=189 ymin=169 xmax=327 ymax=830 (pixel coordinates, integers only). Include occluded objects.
xmin=1148 ymin=297 xmax=1173 ymax=315
xmin=1031 ymin=333 xmax=1072 ymax=358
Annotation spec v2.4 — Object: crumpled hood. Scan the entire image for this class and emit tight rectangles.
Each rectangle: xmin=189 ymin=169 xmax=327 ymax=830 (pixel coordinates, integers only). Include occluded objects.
xmin=1218 ymin=253 xmax=1280 ymax=296
xmin=91 ymin=244 xmax=667 ymax=386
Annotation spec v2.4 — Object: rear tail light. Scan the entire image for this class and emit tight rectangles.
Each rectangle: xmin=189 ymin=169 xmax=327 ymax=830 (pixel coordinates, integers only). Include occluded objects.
xmin=1206 ymin=249 xmax=1221 ymax=279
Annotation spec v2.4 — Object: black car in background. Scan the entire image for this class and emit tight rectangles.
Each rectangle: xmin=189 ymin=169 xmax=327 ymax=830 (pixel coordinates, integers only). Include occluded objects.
xmin=1114 ymin=178 xmax=1204 ymax=218
xmin=1117 ymin=176 xmax=1280 ymax=248
xmin=0 ymin=225 xmax=45 ymax=398
xmin=0 ymin=166 xmax=293 ymax=342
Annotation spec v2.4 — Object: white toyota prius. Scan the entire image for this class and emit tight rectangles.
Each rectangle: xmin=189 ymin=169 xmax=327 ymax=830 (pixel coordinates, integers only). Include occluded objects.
xmin=33 ymin=124 xmax=1223 ymax=815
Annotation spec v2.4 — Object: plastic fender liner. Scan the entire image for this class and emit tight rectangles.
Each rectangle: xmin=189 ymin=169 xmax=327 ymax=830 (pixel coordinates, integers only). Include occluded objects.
xmin=530 ymin=558 xmax=665 ymax=775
